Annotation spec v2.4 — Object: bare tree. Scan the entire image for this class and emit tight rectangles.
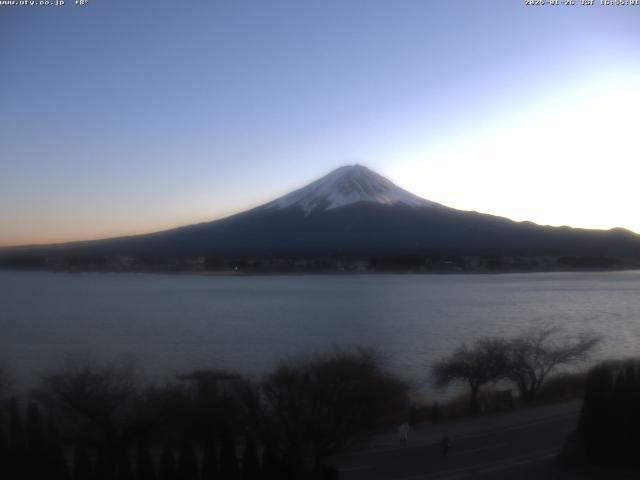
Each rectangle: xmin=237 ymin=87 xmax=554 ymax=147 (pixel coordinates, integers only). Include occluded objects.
xmin=431 ymin=338 xmax=509 ymax=414
xmin=258 ymin=348 xmax=409 ymax=474
xmin=0 ymin=364 xmax=12 ymax=401
xmin=32 ymin=358 xmax=140 ymax=474
xmin=506 ymin=327 xmax=601 ymax=403
xmin=34 ymin=360 xmax=139 ymax=422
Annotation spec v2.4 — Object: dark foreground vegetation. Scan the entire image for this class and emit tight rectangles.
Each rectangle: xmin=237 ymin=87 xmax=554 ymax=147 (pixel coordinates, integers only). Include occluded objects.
xmin=0 ymin=328 xmax=614 ymax=479
xmin=0 ymin=350 xmax=408 ymax=480
xmin=572 ymin=358 xmax=640 ymax=466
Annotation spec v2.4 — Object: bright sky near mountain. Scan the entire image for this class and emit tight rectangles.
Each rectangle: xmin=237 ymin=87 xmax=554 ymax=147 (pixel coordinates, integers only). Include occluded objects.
xmin=1 ymin=0 xmax=639 ymax=246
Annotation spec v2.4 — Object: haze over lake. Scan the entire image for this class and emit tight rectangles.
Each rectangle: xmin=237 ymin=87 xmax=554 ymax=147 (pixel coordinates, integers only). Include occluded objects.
xmin=2 ymin=270 xmax=639 ymax=393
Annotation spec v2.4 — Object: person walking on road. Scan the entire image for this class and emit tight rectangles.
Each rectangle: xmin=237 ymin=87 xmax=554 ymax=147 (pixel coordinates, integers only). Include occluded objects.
xmin=441 ymin=434 xmax=451 ymax=457
xmin=398 ymin=422 xmax=410 ymax=447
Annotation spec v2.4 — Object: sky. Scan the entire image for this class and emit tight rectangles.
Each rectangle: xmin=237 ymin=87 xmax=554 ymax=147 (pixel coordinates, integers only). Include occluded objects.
xmin=1 ymin=0 xmax=639 ymax=246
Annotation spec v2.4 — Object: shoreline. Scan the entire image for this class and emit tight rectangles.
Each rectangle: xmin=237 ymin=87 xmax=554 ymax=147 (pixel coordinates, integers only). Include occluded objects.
xmin=2 ymin=265 xmax=640 ymax=276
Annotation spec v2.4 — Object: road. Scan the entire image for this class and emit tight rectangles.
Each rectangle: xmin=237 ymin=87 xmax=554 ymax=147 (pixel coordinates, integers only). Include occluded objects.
xmin=336 ymin=401 xmax=581 ymax=480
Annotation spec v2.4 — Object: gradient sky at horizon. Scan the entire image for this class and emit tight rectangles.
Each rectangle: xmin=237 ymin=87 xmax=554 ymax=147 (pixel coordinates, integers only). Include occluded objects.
xmin=1 ymin=0 xmax=639 ymax=246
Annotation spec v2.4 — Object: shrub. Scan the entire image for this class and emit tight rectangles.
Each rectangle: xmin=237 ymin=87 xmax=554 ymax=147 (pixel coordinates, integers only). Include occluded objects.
xmin=577 ymin=358 xmax=640 ymax=466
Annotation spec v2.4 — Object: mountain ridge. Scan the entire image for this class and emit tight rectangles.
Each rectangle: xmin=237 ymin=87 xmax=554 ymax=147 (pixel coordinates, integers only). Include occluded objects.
xmin=2 ymin=165 xmax=640 ymax=272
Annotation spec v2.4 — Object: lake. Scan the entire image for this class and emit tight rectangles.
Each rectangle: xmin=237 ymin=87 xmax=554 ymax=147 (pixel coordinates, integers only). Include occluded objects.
xmin=2 ymin=269 xmax=639 ymax=395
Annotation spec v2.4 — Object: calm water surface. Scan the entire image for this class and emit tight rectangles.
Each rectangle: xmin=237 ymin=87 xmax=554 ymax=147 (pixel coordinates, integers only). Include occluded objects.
xmin=2 ymin=270 xmax=640 ymax=393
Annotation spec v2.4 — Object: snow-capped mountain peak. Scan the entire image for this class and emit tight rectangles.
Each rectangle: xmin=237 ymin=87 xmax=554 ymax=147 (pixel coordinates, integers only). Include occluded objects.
xmin=262 ymin=164 xmax=440 ymax=214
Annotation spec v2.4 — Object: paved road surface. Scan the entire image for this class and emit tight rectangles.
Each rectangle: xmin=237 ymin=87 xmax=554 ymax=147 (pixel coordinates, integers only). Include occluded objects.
xmin=336 ymin=401 xmax=581 ymax=480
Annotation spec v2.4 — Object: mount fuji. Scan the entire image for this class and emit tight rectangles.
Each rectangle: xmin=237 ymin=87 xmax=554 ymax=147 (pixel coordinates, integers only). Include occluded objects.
xmin=260 ymin=164 xmax=440 ymax=213
xmin=3 ymin=165 xmax=640 ymax=270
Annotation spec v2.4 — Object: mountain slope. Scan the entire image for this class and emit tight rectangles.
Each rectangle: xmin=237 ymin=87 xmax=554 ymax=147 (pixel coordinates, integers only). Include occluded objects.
xmin=260 ymin=164 xmax=440 ymax=213
xmin=2 ymin=165 xmax=640 ymax=268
